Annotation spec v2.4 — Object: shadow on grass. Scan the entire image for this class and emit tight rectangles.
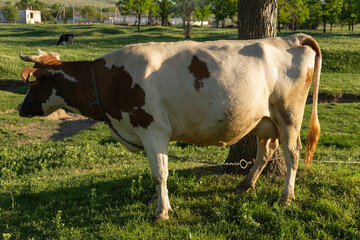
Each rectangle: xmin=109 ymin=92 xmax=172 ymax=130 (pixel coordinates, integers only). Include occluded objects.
xmin=49 ymin=119 xmax=97 ymax=141
xmin=0 ymin=79 xmax=26 ymax=93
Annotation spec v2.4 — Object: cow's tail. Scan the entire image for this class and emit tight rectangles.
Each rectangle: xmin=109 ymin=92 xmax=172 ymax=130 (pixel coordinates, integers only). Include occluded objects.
xmin=300 ymin=36 xmax=321 ymax=169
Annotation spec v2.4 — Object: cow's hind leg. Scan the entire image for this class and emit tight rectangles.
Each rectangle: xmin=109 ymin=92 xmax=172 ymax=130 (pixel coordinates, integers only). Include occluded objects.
xmin=142 ymin=132 xmax=172 ymax=220
xmin=280 ymin=131 xmax=302 ymax=205
xmin=235 ymin=137 xmax=279 ymax=194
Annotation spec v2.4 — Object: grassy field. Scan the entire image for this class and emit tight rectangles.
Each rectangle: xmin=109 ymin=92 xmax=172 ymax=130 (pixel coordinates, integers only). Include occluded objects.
xmin=0 ymin=23 xmax=359 ymax=239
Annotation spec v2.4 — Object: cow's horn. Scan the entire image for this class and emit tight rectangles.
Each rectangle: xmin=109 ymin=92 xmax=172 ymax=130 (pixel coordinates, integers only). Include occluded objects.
xmin=19 ymin=52 xmax=41 ymax=63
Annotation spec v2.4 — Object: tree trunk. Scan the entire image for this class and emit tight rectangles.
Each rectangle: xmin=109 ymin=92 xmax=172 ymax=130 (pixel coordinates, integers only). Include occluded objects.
xmin=226 ymin=0 xmax=286 ymax=177
xmin=185 ymin=20 xmax=191 ymax=38
xmin=277 ymin=21 xmax=281 ymax=32
xmin=323 ymin=16 xmax=326 ymax=33
xmin=149 ymin=12 xmax=152 ymax=28
xmin=138 ymin=15 xmax=141 ymax=31
xmin=238 ymin=0 xmax=277 ymax=39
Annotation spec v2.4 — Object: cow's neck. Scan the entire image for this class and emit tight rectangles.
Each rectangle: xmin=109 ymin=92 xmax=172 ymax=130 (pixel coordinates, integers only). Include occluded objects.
xmin=51 ymin=60 xmax=105 ymax=121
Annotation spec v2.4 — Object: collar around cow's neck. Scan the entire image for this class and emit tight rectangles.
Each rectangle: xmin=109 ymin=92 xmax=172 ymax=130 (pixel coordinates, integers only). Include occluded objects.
xmin=89 ymin=63 xmax=144 ymax=150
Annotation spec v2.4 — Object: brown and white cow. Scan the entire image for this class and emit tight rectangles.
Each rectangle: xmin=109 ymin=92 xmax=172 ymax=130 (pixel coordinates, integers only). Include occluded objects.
xmin=18 ymin=33 xmax=321 ymax=220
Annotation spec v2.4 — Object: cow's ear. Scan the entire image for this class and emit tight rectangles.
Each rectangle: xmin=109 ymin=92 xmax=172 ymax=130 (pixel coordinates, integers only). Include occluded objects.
xmin=20 ymin=67 xmax=47 ymax=84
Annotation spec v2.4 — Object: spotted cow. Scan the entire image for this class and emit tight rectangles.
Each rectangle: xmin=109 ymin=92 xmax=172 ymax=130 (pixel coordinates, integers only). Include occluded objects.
xmin=18 ymin=33 xmax=321 ymax=220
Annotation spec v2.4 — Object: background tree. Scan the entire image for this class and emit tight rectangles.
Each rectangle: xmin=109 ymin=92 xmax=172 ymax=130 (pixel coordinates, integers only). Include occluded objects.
xmin=81 ymin=6 xmax=100 ymax=21
xmin=210 ymin=0 xmax=237 ymax=27
xmin=117 ymin=0 xmax=152 ymax=31
xmin=148 ymin=0 xmax=160 ymax=27
xmin=3 ymin=3 xmax=18 ymax=23
xmin=174 ymin=0 xmax=197 ymax=38
xmin=327 ymin=0 xmax=344 ymax=31
xmin=278 ymin=0 xmax=291 ymax=31
xmin=339 ymin=0 xmax=359 ymax=31
xmin=15 ymin=0 xmax=33 ymax=9
xmin=289 ymin=0 xmax=309 ymax=31
xmin=320 ymin=0 xmax=343 ymax=33
xmin=306 ymin=0 xmax=322 ymax=29
xmin=158 ymin=0 xmax=172 ymax=26
xmin=195 ymin=0 xmax=211 ymax=26
xmin=226 ymin=0 xmax=287 ymax=177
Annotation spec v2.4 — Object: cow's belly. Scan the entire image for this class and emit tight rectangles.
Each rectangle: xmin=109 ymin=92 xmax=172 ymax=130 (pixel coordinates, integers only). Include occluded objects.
xmin=169 ymin=99 xmax=267 ymax=147
xmin=171 ymin=120 xmax=261 ymax=146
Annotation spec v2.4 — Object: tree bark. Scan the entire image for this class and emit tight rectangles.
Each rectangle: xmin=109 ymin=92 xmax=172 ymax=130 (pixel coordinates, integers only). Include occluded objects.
xmin=138 ymin=15 xmax=141 ymax=31
xmin=226 ymin=0 xmax=286 ymax=177
xmin=237 ymin=0 xmax=277 ymax=40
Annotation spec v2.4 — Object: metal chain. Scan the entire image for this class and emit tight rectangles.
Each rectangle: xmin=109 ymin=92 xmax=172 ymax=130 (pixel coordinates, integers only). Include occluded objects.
xmin=168 ymin=154 xmax=360 ymax=169
xmin=168 ymin=154 xmax=255 ymax=169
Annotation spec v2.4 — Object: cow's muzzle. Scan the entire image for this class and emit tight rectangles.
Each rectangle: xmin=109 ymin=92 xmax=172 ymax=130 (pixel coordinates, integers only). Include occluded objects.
xmin=18 ymin=103 xmax=35 ymax=117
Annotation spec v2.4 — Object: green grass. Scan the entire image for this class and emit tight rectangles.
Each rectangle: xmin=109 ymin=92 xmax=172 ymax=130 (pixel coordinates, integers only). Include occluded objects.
xmin=0 ymin=24 xmax=359 ymax=239
xmin=320 ymin=73 xmax=360 ymax=95
xmin=0 ymin=91 xmax=23 ymax=112
xmin=0 ymin=141 xmax=359 ymax=239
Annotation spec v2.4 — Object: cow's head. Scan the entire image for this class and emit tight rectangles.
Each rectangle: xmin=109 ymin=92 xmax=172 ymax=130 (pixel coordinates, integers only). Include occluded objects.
xmin=18 ymin=50 xmax=64 ymax=117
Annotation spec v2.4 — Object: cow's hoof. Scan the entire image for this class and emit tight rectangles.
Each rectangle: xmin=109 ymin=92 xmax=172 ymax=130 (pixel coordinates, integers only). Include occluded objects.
xmin=234 ymin=186 xmax=250 ymax=195
xmin=153 ymin=206 xmax=173 ymax=221
xmin=280 ymin=194 xmax=295 ymax=206
xmin=152 ymin=213 xmax=169 ymax=221
xmin=234 ymin=181 xmax=254 ymax=195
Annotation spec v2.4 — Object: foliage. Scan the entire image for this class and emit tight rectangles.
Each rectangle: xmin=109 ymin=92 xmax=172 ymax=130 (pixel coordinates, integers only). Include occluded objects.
xmin=80 ymin=6 xmax=100 ymax=21
xmin=209 ymin=0 xmax=237 ymax=27
xmin=278 ymin=0 xmax=292 ymax=25
xmin=278 ymin=0 xmax=309 ymax=30
xmin=148 ymin=0 xmax=160 ymax=26
xmin=15 ymin=0 xmax=33 ymax=9
xmin=320 ymin=0 xmax=344 ymax=32
xmin=306 ymin=0 xmax=322 ymax=28
xmin=339 ymin=0 xmax=360 ymax=29
xmin=158 ymin=0 xmax=172 ymax=26
xmin=117 ymin=0 xmax=153 ymax=31
xmin=3 ymin=3 xmax=18 ymax=23
xmin=174 ymin=0 xmax=197 ymax=38
xmin=194 ymin=0 xmax=211 ymax=26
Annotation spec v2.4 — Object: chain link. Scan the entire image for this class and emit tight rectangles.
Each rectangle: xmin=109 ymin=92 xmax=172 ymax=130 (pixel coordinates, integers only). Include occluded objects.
xmin=168 ymin=154 xmax=254 ymax=169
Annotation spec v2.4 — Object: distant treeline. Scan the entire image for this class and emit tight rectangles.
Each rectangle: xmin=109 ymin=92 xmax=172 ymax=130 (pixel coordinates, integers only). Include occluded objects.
xmin=1 ymin=0 xmax=359 ymax=33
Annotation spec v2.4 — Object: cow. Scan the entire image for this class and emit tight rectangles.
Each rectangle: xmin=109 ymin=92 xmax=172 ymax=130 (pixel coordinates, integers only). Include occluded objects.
xmin=18 ymin=33 xmax=321 ymax=221
xmin=57 ymin=33 xmax=75 ymax=46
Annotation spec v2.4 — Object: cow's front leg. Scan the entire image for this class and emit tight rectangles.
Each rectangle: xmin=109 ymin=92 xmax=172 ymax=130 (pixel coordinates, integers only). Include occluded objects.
xmin=142 ymin=133 xmax=172 ymax=220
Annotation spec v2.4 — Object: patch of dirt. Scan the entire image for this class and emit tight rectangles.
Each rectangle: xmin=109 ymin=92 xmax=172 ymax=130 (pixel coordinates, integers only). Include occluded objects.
xmin=0 ymin=109 xmax=17 ymax=114
xmin=307 ymin=93 xmax=360 ymax=104
xmin=16 ymin=109 xmax=97 ymax=142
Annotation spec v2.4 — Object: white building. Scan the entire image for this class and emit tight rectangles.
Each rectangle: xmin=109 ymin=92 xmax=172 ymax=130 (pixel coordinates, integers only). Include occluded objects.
xmin=18 ymin=9 xmax=41 ymax=24
xmin=0 ymin=9 xmax=41 ymax=24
